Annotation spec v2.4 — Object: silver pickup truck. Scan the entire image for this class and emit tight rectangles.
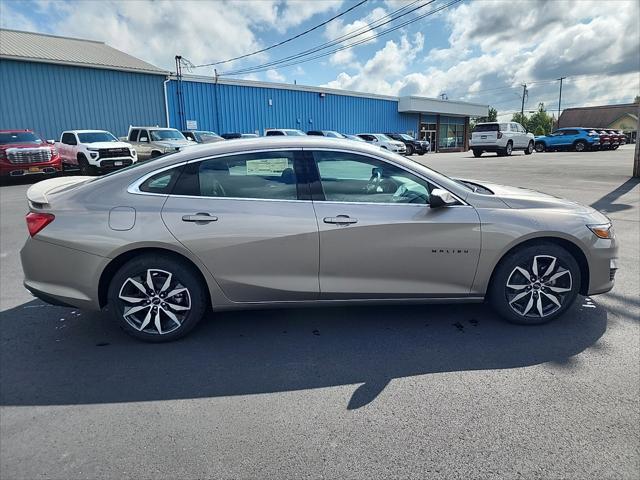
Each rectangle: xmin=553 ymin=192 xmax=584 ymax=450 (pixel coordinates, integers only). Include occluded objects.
xmin=123 ymin=126 xmax=194 ymax=160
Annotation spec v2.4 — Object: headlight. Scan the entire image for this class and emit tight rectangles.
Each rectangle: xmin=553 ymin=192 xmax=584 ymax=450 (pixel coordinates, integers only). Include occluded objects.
xmin=587 ymin=223 xmax=614 ymax=239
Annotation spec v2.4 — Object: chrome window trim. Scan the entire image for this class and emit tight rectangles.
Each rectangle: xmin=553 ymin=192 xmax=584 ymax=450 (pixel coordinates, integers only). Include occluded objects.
xmin=307 ymin=147 xmax=470 ymax=207
xmin=127 ymin=146 xmax=469 ymax=207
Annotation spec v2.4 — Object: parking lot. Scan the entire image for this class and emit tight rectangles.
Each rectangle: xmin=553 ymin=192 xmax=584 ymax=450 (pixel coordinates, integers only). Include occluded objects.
xmin=1 ymin=146 xmax=638 ymax=479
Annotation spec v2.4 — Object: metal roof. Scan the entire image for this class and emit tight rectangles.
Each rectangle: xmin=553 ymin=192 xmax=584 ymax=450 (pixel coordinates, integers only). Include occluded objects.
xmin=0 ymin=29 xmax=167 ymax=75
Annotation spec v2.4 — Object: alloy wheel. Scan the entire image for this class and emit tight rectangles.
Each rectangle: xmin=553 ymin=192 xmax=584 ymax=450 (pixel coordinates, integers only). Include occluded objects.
xmin=118 ymin=269 xmax=192 ymax=335
xmin=505 ymin=255 xmax=572 ymax=319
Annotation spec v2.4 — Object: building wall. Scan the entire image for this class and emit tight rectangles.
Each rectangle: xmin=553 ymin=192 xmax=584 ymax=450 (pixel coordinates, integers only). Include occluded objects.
xmin=0 ymin=59 xmax=167 ymax=139
xmin=167 ymin=80 xmax=419 ymax=135
xmin=609 ymin=114 xmax=638 ymax=132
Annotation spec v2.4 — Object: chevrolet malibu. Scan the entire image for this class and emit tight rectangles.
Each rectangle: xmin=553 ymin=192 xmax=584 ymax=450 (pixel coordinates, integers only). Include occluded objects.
xmin=20 ymin=137 xmax=617 ymax=342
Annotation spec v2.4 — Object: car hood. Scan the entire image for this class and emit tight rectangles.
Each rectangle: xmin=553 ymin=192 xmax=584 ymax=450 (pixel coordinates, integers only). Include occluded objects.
xmin=153 ymin=140 xmax=194 ymax=148
xmin=465 ymin=180 xmax=596 ymax=213
xmin=84 ymin=141 xmax=132 ymax=149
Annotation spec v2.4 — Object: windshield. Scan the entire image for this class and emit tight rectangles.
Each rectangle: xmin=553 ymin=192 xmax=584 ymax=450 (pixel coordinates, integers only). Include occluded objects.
xmin=473 ymin=124 xmax=499 ymax=132
xmin=325 ymin=131 xmax=346 ymax=138
xmin=377 ymin=134 xmax=393 ymax=141
xmin=0 ymin=132 xmax=42 ymax=144
xmin=399 ymin=134 xmax=415 ymax=140
xmin=284 ymin=130 xmax=307 ymax=136
xmin=78 ymin=131 xmax=118 ymax=143
xmin=150 ymin=129 xmax=186 ymax=141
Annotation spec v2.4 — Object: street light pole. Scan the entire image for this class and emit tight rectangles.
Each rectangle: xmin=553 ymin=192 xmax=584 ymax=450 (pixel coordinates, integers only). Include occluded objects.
xmin=634 ymin=103 xmax=639 ymax=178
xmin=557 ymin=77 xmax=566 ymax=127
xmin=520 ymin=84 xmax=527 ymax=116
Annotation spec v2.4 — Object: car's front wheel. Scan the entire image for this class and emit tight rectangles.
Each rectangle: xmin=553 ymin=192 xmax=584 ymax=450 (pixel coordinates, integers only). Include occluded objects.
xmin=525 ymin=141 xmax=534 ymax=155
xmin=489 ymin=243 xmax=580 ymax=325
xmin=405 ymin=144 xmax=414 ymax=155
xmin=107 ymin=254 xmax=208 ymax=342
xmin=534 ymin=142 xmax=545 ymax=153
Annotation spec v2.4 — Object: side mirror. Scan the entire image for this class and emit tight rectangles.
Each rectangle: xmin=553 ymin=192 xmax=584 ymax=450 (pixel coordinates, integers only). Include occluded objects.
xmin=139 ymin=136 xmax=148 ymax=142
xmin=46 ymin=139 xmax=55 ymax=144
xmin=429 ymin=188 xmax=458 ymax=208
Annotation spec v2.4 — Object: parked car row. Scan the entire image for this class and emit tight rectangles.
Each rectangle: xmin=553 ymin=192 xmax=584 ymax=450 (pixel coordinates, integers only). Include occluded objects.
xmin=3 ymin=125 xmax=430 ymax=179
xmin=534 ymin=128 xmax=627 ymax=153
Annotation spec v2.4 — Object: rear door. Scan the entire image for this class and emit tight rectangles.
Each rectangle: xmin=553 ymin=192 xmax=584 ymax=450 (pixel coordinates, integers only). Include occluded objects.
xmin=308 ymin=149 xmax=481 ymax=298
xmin=160 ymin=149 xmax=320 ymax=302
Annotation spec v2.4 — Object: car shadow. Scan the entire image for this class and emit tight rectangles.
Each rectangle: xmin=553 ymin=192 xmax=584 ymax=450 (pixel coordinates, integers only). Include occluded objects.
xmin=0 ymin=299 xmax=607 ymax=410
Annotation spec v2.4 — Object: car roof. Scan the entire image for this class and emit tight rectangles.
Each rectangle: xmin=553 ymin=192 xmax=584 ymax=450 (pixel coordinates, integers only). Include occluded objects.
xmin=0 ymin=129 xmax=34 ymax=133
xmin=130 ymin=126 xmax=177 ymax=130
xmin=67 ymin=129 xmax=112 ymax=133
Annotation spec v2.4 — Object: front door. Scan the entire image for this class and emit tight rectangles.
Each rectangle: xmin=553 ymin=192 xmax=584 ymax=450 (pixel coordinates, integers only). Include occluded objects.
xmin=160 ymin=149 xmax=320 ymax=302
xmin=308 ymin=150 xmax=481 ymax=298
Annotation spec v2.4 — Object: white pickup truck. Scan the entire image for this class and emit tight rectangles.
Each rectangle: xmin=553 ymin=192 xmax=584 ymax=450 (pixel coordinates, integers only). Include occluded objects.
xmin=56 ymin=130 xmax=137 ymax=175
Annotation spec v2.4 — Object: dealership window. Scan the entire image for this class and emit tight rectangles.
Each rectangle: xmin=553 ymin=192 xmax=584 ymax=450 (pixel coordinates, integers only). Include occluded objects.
xmin=439 ymin=117 xmax=465 ymax=149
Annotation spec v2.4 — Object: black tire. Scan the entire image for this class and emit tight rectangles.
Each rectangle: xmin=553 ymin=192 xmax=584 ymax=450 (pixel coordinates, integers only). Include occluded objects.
xmin=472 ymin=149 xmax=482 ymax=158
xmin=405 ymin=144 xmax=414 ymax=156
xmin=612 ymin=145 xmax=619 ymax=150
xmin=574 ymin=140 xmax=587 ymax=152
xmin=107 ymin=254 xmax=208 ymax=342
xmin=78 ymin=155 xmax=98 ymax=176
xmin=505 ymin=141 xmax=513 ymax=156
xmin=150 ymin=150 xmax=163 ymax=158
xmin=524 ymin=141 xmax=534 ymax=155
xmin=534 ymin=142 xmax=545 ymax=153
xmin=489 ymin=243 xmax=581 ymax=325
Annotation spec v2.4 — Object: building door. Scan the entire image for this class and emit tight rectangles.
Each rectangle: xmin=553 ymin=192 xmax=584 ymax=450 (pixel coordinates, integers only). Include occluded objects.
xmin=420 ymin=122 xmax=437 ymax=151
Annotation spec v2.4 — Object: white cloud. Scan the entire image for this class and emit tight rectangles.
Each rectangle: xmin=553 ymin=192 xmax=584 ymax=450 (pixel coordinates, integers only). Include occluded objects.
xmin=265 ymin=69 xmax=286 ymax=82
xmin=326 ymin=0 xmax=640 ymax=110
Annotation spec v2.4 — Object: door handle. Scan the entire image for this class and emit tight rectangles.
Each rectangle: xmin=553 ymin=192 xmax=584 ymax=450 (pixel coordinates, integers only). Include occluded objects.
xmin=323 ymin=215 xmax=358 ymax=225
xmin=182 ymin=213 xmax=218 ymax=223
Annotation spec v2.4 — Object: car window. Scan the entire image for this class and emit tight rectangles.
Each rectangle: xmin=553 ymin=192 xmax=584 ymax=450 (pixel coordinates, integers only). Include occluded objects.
xmin=128 ymin=129 xmax=140 ymax=142
xmin=359 ymin=134 xmax=375 ymax=141
xmin=183 ymin=131 xmax=196 ymax=141
xmin=61 ymin=133 xmax=75 ymax=145
xmin=473 ymin=124 xmax=499 ymax=132
xmin=307 ymin=131 xmax=323 ymax=136
xmin=173 ymin=151 xmax=299 ymax=200
xmin=139 ymin=166 xmax=184 ymax=194
xmin=0 ymin=131 xmax=43 ymax=144
xmin=138 ymin=130 xmax=149 ymax=141
xmin=313 ymin=151 xmax=433 ymax=205
xmin=265 ymin=130 xmax=285 ymax=136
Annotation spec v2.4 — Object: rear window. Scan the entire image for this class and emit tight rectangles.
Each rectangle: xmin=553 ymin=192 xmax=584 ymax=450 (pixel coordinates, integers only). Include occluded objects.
xmin=139 ymin=166 xmax=184 ymax=194
xmin=473 ymin=124 xmax=499 ymax=132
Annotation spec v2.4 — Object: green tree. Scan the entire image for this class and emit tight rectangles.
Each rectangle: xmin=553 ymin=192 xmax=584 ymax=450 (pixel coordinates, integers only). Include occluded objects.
xmin=635 ymin=95 xmax=640 ymax=104
xmin=470 ymin=106 xmax=498 ymax=131
xmin=487 ymin=106 xmax=498 ymax=122
xmin=511 ymin=112 xmax=529 ymax=130
xmin=528 ymin=103 xmax=554 ymax=135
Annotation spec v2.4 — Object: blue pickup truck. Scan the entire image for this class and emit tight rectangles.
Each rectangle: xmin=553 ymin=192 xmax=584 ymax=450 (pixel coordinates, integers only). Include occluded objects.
xmin=534 ymin=127 xmax=600 ymax=153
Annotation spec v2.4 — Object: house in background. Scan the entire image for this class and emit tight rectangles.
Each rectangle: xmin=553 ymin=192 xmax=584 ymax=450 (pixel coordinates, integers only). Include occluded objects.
xmin=558 ymin=103 xmax=639 ymax=143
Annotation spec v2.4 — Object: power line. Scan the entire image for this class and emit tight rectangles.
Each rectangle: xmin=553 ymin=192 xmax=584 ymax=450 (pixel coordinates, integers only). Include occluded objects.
xmin=220 ymin=0 xmax=433 ymax=76
xmin=221 ymin=0 xmax=461 ymax=77
xmin=194 ymin=0 xmax=370 ymax=68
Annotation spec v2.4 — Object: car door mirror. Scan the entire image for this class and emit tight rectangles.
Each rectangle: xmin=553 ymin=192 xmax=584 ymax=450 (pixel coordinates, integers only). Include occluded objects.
xmin=139 ymin=136 xmax=148 ymax=142
xmin=429 ymin=188 xmax=458 ymax=208
xmin=46 ymin=139 xmax=55 ymax=144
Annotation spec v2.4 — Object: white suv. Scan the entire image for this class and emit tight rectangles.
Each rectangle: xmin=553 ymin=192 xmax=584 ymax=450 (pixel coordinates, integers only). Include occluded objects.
xmin=357 ymin=133 xmax=406 ymax=153
xmin=470 ymin=122 xmax=534 ymax=157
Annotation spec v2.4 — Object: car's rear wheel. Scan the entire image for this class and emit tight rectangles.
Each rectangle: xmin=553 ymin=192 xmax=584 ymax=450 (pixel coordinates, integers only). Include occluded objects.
xmin=489 ymin=243 xmax=580 ymax=325
xmin=534 ymin=142 xmax=545 ymax=153
xmin=574 ymin=140 xmax=587 ymax=152
xmin=107 ymin=254 xmax=208 ymax=342
xmin=505 ymin=141 xmax=513 ymax=156
xmin=472 ymin=149 xmax=482 ymax=157
xmin=525 ymin=141 xmax=534 ymax=155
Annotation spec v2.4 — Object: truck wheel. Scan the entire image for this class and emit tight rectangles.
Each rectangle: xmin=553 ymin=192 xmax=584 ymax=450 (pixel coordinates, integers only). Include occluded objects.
xmin=151 ymin=151 xmax=163 ymax=158
xmin=472 ymin=149 xmax=482 ymax=158
xmin=78 ymin=155 xmax=98 ymax=176
xmin=524 ymin=141 xmax=534 ymax=155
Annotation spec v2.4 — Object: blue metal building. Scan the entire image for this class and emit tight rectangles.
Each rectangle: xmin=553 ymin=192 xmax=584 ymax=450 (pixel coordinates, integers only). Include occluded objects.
xmin=1 ymin=29 xmax=487 ymax=151
xmin=0 ymin=29 xmax=168 ymax=140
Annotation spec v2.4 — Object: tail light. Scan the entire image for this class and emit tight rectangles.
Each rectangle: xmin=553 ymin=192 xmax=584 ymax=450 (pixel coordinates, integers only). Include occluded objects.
xmin=497 ymin=131 xmax=503 ymax=139
xmin=26 ymin=212 xmax=55 ymax=237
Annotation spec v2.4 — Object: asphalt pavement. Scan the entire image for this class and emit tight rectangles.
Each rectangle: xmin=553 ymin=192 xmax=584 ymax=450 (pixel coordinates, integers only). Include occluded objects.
xmin=1 ymin=145 xmax=638 ymax=479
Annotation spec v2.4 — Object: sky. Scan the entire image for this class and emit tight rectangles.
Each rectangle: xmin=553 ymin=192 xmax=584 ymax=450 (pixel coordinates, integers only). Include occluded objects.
xmin=1 ymin=0 xmax=639 ymax=119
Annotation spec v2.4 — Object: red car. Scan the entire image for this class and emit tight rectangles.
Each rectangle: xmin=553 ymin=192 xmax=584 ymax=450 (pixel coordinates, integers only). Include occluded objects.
xmin=0 ymin=130 xmax=61 ymax=178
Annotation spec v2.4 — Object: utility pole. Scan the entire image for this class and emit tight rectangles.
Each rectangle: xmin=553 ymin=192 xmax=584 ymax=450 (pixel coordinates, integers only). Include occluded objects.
xmin=557 ymin=77 xmax=566 ymax=127
xmin=520 ymin=84 xmax=528 ymax=116
xmin=633 ymin=103 xmax=639 ymax=177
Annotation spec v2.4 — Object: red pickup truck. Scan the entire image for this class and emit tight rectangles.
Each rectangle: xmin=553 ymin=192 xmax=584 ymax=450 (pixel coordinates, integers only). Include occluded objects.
xmin=0 ymin=130 xmax=61 ymax=178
